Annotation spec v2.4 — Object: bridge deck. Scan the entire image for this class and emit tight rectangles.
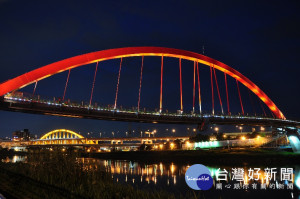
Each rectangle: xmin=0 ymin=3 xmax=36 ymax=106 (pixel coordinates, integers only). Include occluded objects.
xmin=1 ymin=97 xmax=299 ymax=127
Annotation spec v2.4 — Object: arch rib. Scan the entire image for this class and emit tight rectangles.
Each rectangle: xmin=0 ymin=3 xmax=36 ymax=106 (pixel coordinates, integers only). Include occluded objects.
xmin=40 ymin=129 xmax=84 ymax=140
xmin=0 ymin=47 xmax=285 ymax=119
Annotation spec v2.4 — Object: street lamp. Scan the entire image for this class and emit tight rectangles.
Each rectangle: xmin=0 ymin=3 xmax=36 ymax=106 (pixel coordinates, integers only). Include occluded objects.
xmin=172 ymin=129 xmax=176 ymax=137
xmin=140 ymin=131 xmax=143 ymax=138
xmin=214 ymin=127 xmax=219 ymax=134
xmin=99 ymin=132 xmax=102 ymax=138
xmin=153 ymin=129 xmax=157 ymax=137
xmin=239 ymin=126 xmax=243 ymax=133
xmin=261 ymin=126 xmax=265 ymax=132
xmin=112 ymin=132 xmax=115 ymax=137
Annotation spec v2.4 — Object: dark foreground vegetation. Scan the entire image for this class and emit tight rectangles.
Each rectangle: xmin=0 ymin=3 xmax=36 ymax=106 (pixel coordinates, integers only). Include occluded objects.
xmin=0 ymin=151 xmax=200 ymax=199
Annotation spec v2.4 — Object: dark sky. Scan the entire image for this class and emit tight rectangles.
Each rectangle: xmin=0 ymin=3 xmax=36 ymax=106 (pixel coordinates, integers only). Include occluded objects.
xmin=0 ymin=0 xmax=299 ymax=138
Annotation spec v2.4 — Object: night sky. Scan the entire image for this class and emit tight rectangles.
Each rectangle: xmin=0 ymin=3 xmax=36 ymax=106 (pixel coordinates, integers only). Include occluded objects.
xmin=0 ymin=0 xmax=299 ymax=138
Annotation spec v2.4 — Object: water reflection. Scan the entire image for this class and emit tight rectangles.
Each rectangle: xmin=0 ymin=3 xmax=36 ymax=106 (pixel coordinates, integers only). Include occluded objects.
xmin=1 ymin=155 xmax=26 ymax=163
xmin=76 ymin=158 xmax=299 ymax=196
xmin=2 ymin=156 xmax=300 ymax=197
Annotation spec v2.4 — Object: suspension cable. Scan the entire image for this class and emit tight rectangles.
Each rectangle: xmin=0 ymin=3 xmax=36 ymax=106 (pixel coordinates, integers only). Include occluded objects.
xmin=210 ymin=64 xmax=214 ymax=115
xmin=137 ymin=56 xmax=144 ymax=112
xmin=193 ymin=61 xmax=196 ymax=113
xmin=213 ymin=65 xmax=224 ymax=114
xmin=236 ymin=79 xmax=244 ymax=115
xmin=196 ymin=62 xmax=202 ymax=114
xmin=62 ymin=69 xmax=71 ymax=102
xmin=160 ymin=56 xmax=164 ymax=113
xmin=224 ymin=73 xmax=230 ymax=115
xmin=179 ymin=58 xmax=183 ymax=113
xmin=32 ymin=81 xmax=38 ymax=97
xmin=89 ymin=62 xmax=99 ymax=106
xmin=114 ymin=58 xmax=123 ymax=109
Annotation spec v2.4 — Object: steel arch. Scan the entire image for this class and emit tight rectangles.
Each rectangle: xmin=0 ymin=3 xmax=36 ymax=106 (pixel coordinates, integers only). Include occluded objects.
xmin=40 ymin=129 xmax=84 ymax=140
xmin=0 ymin=47 xmax=285 ymax=119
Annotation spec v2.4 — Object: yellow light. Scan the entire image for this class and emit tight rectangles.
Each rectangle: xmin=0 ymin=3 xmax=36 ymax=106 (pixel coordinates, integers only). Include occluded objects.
xmin=257 ymin=135 xmax=261 ymax=139
xmin=241 ymin=136 xmax=246 ymax=140
xmin=170 ymin=143 xmax=174 ymax=149
xmin=159 ymin=144 xmax=163 ymax=149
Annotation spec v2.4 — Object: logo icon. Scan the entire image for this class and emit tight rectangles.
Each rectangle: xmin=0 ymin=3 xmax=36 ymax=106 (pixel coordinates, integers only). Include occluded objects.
xmin=185 ymin=164 xmax=213 ymax=190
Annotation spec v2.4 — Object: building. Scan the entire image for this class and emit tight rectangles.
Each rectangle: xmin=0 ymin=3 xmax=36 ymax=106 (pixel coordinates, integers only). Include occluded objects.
xmin=12 ymin=129 xmax=30 ymax=141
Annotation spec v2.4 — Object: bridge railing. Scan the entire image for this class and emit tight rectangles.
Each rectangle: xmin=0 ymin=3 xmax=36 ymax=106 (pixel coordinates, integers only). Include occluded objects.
xmin=3 ymin=92 xmax=281 ymax=121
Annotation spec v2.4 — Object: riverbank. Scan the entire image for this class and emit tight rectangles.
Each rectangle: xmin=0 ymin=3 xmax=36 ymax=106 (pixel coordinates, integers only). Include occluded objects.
xmin=84 ymin=148 xmax=300 ymax=166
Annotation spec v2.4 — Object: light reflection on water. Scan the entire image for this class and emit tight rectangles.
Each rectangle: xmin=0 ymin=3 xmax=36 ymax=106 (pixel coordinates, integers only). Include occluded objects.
xmin=77 ymin=158 xmax=300 ymax=195
xmin=2 ymin=156 xmax=300 ymax=198
xmin=1 ymin=155 xmax=27 ymax=163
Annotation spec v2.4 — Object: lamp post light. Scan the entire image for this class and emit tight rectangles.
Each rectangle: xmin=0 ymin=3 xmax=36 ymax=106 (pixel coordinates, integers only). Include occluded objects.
xmin=153 ymin=129 xmax=157 ymax=137
xmin=99 ymin=132 xmax=102 ymax=138
xmin=172 ymin=129 xmax=176 ymax=137
xmin=239 ymin=126 xmax=243 ymax=133
xmin=214 ymin=127 xmax=219 ymax=135
xmin=112 ymin=132 xmax=115 ymax=137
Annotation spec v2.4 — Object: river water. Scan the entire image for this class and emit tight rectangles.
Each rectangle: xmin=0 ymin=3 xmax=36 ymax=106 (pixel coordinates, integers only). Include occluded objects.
xmin=2 ymin=155 xmax=300 ymax=199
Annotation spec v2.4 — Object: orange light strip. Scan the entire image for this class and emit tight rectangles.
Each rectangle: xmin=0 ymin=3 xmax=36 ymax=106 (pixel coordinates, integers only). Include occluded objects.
xmin=0 ymin=47 xmax=285 ymax=119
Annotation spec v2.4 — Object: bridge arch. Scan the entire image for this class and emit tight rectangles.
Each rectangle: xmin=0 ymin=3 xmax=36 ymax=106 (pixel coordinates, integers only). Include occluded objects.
xmin=40 ymin=129 xmax=84 ymax=140
xmin=0 ymin=47 xmax=285 ymax=119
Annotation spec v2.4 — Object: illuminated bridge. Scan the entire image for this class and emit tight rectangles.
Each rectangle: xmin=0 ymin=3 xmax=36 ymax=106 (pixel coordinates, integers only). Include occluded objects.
xmin=0 ymin=47 xmax=299 ymax=128
xmin=21 ymin=129 xmax=189 ymax=147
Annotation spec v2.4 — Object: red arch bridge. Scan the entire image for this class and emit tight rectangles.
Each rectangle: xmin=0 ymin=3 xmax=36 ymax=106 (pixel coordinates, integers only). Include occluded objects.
xmin=0 ymin=47 xmax=299 ymax=128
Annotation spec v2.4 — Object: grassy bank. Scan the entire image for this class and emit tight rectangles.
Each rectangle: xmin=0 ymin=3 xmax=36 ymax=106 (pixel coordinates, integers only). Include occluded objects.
xmin=0 ymin=152 xmax=199 ymax=199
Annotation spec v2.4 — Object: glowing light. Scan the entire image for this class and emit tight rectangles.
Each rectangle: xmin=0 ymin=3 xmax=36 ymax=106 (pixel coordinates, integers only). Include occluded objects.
xmin=241 ymin=136 xmax=246 ymax=140
xmin=170 ymin=142 xmax=175 ymax=150
xmin=40 ymin=129 xmax=84 ymax=140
